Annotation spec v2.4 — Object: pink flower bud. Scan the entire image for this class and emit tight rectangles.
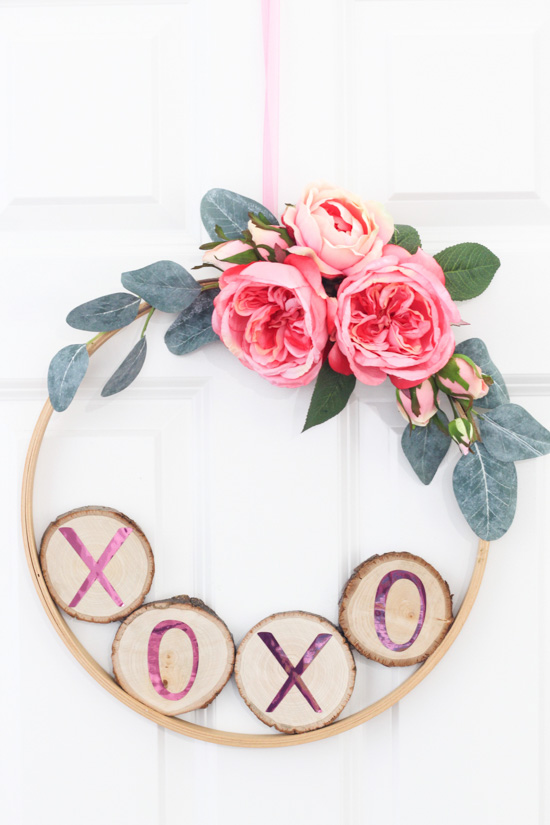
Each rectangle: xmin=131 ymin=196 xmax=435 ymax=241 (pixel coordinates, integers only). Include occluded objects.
xmin=436 ymin=354 xmax=489 ymax=400
xmin=396 ymin=379 xmax=438 ymax=427
xmin=203 ymin=221 xmax=291 ymax=270
xmin=448 ymin=417 xmax=475 ymax=455
xmin=248 ymin=220 xmax=289 ymax=259
xmin=203 ymin=239 xmax=253 ymax=271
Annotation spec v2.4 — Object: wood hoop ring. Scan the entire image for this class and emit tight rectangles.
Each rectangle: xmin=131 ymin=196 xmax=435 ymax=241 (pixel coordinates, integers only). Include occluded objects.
xmin=21 ymin=304 xmax=490 ymax=748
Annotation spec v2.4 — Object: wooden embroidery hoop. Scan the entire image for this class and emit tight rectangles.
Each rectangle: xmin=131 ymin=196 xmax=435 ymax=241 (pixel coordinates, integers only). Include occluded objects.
xmin=21 ymin=303 xmax=490 ymax=748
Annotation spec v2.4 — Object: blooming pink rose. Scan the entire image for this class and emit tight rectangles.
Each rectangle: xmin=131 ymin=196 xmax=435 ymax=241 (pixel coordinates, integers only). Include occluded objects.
xmin=329 ymin=245 xmax=462 ymax=389
xmin=436 ymin=354 xmax=489 ymax=400
xmin=282 ymin=182 xmax=394 ymax=278
xmin=203 ymin=221 xmax=289 ymax=270
xmin=396 ymin=379 xmax=439 ymax=427
xmin=212 ymin=254 xmax=331 ymax=387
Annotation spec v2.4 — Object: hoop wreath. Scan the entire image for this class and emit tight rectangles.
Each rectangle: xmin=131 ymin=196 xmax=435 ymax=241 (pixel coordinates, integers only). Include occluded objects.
xmin=21 ymin=308 xmax=490 ymax=748
xmin=28 ymin=181 xmax=549 ymax=746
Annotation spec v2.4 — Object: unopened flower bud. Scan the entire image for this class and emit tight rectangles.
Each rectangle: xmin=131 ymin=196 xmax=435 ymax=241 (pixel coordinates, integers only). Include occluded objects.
xmin=448 ymin=417 xmax=476 ymax=455
xmin=203 ymin=238 xmax=254 ymax=271
xmin=396 ymin=379 xmax=438 ymax=427
xmin=248 ymin=220 xmax=289 ymax=258
xmin=436 ymin=354 xmax=490 ymax=401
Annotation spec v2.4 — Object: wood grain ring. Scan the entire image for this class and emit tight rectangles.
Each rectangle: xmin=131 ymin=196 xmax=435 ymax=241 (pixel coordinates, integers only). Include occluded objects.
xmin=21 ymin=303 xmax=490 ymax=748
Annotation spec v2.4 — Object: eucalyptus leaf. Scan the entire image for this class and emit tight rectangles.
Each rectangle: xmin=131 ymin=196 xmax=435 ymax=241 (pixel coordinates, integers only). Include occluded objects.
xmin=303 ymin=361 xmax=356 ymax=431
xmin=453 ymin=338 xmax=509 ymax=409
xmin=121 ymin=261 xmax=200 ymax=313
xmin=479 ymin=403 xmax=550 ymax=461
xmin=389 ymin=225 xmax=421 ymax=254
xmin=165 ymin=289 xmax=220 ymax=356
xmin=48 ymin=343 xmax=89 ymax=412
xmin=401 ymin=410 xmax=451 ymax=485
xmin=452 ymin=443 xmax=517 ymax=540
xmin=66 ymin=292 xmax=141 ymax=332
xmin=101 ymin=337 xmax=147 ymax=397
xmin=200 ymin=189 xmax=278 ymax=241
xmin=434 ymin=242 xmax=500 ymax=301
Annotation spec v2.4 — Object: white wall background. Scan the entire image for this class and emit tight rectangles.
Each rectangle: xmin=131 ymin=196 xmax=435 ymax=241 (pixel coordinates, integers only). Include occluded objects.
xmin=1 ymin=1 xmax=549 ymax=823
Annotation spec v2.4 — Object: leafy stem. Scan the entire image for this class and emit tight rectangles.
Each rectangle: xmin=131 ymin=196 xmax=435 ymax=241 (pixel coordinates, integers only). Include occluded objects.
xmin=140 ymin=307 xmax=155 ymax=338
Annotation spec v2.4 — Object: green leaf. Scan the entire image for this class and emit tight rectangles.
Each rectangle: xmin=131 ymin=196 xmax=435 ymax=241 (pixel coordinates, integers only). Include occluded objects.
xmin=48 ymin=343 xmax=89 ymax=412
xmin=200 ymin=189 xmax=277 ymax=241
xmin=401 ymin=410 xmax=451 ymax=485
xmin=101 ymin=338 xmax=147 ymax=397
xmin=199 ymin=240 xmax=224 ymax=251
xmin=453 ymin=338 xmax=509 ymax=409
xmin=249 ymin=211 xmax=275 ymax=228
xmin=479 ymin=403 xmax=550 ymax=461
xmin=434 ymin=242 xmax=500 ymax=301
xmin=303 ymin=361 xmax=356 ymax=431
xmin=248 ymin=212 xmax=292 ymax=245
xmin=255 ymin=244 xmax=277 ymax=262
xmin=220 ymin=249 xmax=258 ymax=265
xmin=192 ymin=262 xmax=222 ymax=272
xmin=452 ymin=443 xmax=517 ymax=540
xmin=66 ymin=292 xmax=140 ymax=332
xmin=389 ymin=225 xmax=421 ymax=254
xmin=214 ymin=225 xmax=230 ymax=241
xmin=164 ymin=289 xmax=220 ymax=356
xmin=121 ymin=261 xmax=200 ymax=313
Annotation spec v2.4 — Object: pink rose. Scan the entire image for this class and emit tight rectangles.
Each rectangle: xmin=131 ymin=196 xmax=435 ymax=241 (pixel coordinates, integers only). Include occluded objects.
xmin=436 ymin=354 xmax=489 ymax=401
xmin=396 ymin=379 xmax=439 ymax=427
xmin=329 ymin=245 xmax=462 ymax=388
xmin=203 ymin=221 xmax=289 ymax=271
xmin=282 ymin=182 xmax=394 ymax=278
xmin=212 ymin=254 xmax=331 ymax=387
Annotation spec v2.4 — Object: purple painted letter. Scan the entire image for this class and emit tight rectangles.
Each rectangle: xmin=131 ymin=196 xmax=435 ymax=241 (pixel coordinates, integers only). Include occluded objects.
xmin=258 ymin=632 xmax=332 ymax=713
xmin=59 ymin=526 xmax=132 ymax=608
xmin=374 ymin=569 xmax=427 ymax=652
xmin=147 ymin=620 xmax=199 ymax=701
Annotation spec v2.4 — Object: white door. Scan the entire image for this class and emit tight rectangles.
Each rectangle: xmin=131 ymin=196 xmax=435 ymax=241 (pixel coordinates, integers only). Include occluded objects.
xmin=2 ymin=1 xmax=549 ymax=823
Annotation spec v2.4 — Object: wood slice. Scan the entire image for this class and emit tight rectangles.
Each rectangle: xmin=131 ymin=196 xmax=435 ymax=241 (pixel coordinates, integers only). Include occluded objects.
xmin=339 ymin=552 xmax=453 ymax=667
xmin=235 ymin=611 xmax=356 ymax=734
xmin=40 ymin=506 xmax=154 ymax=623
xmin=112 ymin=596 xmax=235 ymax=716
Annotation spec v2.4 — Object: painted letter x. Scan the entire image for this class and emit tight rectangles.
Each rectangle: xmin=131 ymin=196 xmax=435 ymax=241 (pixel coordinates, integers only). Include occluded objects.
xmin=59 ymin=526 xmax=132 ymax=608
xmin=258 ymin=632 xmax=332 ymax=713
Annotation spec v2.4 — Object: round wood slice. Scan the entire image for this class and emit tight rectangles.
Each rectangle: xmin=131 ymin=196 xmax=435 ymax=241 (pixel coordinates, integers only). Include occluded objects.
xmin=112 ymin=596 xmax=235 ymax=716
xmin=235 ymin=611 xmax=356 ymax=734
xmin=339 ymin=552 xmax=453 ymax=667
xmin=40 ymin=506 xmax=154 ymax=623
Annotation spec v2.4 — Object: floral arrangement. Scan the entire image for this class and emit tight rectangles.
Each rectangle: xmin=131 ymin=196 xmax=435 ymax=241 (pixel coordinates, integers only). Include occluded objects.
xmin=47 ymin=184 xmax=550 ymax=542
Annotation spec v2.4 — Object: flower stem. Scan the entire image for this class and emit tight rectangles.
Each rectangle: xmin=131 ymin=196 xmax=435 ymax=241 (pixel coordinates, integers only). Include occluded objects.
xmin=456 ymin=398 xmax=482 ymax=442
xmin=140 ymin=308 xmax=155 ymax=338
xmin=200 ymin=281 xmax=220 ymax=291
xmin=86 ymin=331 xmax=105 ymax=346
xmin=449 ymin=397 xmax=460 ymax=419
